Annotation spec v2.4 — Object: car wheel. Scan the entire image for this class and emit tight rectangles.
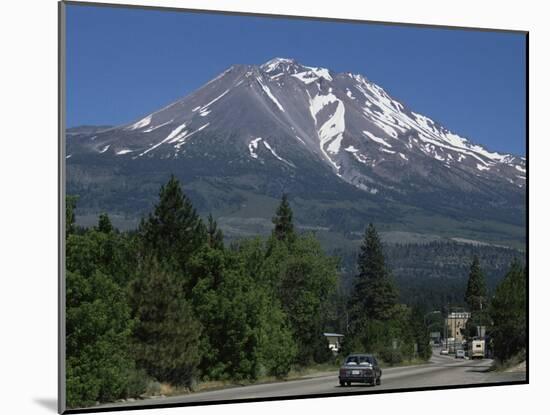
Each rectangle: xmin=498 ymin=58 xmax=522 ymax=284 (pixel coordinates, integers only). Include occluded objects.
xmin=346 ymin=381 xmax=351 ymax=386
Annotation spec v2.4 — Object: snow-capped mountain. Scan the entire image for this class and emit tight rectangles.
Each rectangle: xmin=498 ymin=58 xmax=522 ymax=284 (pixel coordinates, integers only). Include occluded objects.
xmin=68 ymin=57 xmax=525 ymax=194
xmin=66 ymin=57 xmax=526 ymax=245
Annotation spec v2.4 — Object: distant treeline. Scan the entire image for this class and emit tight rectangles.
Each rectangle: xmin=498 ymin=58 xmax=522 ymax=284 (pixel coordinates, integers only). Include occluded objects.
xmin=334 ymin=240 xmax=524 ymax=311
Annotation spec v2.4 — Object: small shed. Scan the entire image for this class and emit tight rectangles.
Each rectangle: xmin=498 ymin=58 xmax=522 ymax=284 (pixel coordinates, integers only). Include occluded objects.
xmin=430 ymin=331 xmax=441 ymax=344
xmin=323 ymin=332 xmax=345 ymax=352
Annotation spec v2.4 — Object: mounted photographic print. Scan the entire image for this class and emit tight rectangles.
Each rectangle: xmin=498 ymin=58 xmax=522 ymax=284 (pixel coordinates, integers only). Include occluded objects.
xmin=59 ymin=1 xmax=528 ymax=413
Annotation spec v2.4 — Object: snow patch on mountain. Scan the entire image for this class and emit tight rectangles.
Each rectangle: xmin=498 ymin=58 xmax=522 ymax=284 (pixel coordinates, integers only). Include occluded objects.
xmin=345 ymin=145 xmax=359 ymax=153
xmin=165 ymin=124 xmax=187 ymax=143
xmin=256 ymin=76 xmax=285 ymax=112
xmin=173 ymin=123 xmax=210 ymax=149
xmin=262 ymin=140 xmax=295 ymax=167
xmin=292 ymin=66 xmax=332 ymax=85
xmin=248 ymin=137 xmax=262 ymax=159
xmin=261 ymin=57 xmax=295 ymax=73
xmin=143 ymin=120 xmax=172 ymax=133
xmin=248 ymin=137 xmax=294 ymax=167
xmin=200 ymin=89 xmax=230 ymax=112
xmin=140 ymin=123 xmax=190 ymax=156
xmin=353 ymin=152 xmax=369 ymax=165
xmin=363 ymin=130 xmax=392 ymax=148
xmin=346 ymin=89 xmax=356 ymax=100
xmin=126 ymin=115 xmax=151 ymax=131
xmin=295 ymin=135 xmax=306 ymax=145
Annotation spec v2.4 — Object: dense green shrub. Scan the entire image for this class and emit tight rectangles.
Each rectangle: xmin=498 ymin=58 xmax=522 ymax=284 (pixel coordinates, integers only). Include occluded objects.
xmin=66 ymin=269 xmax=139 ymax=408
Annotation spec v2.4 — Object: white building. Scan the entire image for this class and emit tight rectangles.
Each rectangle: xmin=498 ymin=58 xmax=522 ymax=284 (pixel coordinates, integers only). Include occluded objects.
xmin=323 ymin=333 xmax=344 ymax=352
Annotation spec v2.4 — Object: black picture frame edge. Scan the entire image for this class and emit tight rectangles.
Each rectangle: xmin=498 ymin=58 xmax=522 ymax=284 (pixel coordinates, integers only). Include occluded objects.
xmin=57 ymin=1 xmax=530 ymax=414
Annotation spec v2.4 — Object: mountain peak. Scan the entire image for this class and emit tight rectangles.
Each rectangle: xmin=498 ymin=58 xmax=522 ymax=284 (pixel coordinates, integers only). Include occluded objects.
xmin=261 ymin=57 xmax=298 ymax=71
xmin=259 ymin=57 xmax=334 ymax=86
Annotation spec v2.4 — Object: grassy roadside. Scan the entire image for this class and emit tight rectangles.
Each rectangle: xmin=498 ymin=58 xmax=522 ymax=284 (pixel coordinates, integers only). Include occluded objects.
xmin=489 ymin=350 xmax=526 ymax=372
xmin=141 ymin=358 xmax=431 ymax=399
xmin=149 ymin=363 xmax=341 ymax=398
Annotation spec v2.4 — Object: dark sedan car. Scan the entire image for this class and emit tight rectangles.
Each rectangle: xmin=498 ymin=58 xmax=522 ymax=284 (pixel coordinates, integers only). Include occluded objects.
xmin=339 ymin=354 xmax=382 ymax=386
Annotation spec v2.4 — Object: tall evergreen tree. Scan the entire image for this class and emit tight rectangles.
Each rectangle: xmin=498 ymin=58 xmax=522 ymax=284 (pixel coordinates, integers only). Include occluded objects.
xmin=66 ymin=195 xmax=78 ymax=237
xmin=129 ymin=258 xmax=202 ymax=386
xmin=409 ymin=306 xmax=432 ymax=360
xmin=138 ymin=175 xmax=206 ymax=270
xmin=489 ymin=259 xmax=526 ymax=361
xmin=272 ymin=194 xmax=296 ymax=244
xmin=97 ymin=213 xmax=113 ymax=234
xmin=206 ymin=213 xmax=224 ymax=250
xmin=464 ymin=256 xmax=487 ymax=312
xmin=349 ymin=223 xmax=398 ymax=323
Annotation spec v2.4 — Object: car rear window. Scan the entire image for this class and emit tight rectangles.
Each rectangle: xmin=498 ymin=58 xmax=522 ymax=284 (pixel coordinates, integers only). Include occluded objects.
xmin=346 ymin=355 xmax=373 ymax=365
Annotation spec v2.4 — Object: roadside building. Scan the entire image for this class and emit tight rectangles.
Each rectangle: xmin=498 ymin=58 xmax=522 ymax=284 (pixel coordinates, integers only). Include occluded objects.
xmin=445 ymin=312 xmax=471 ymax=350
xmin=323 ymin=333 xmax=344 ymax=353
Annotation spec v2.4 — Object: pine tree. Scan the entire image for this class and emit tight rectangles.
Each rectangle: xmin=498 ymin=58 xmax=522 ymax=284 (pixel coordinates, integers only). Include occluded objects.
xmin=129 ymin=258 xmax=202 ymax=386
xmin=272 ymin=194 xmax=296 ymax=244
xmin=349 ymin=223 xmax=398 ymax=323
xmin=206 ymin=213 xmax=224 ymax=250
xmin=66 ymin=195 xmax=78 ymax=237
xmin=409 ymin=306 xmax=432 ymax=360
xmin=97 ymin=213 xmax=113 ymax=234
xmin=138 ymin=175 xmax=206 ymax=270
xmin=489 ymin=259 xmax=526 ymax=361
xmin=464 ymin=256 xmax=487 ymax=312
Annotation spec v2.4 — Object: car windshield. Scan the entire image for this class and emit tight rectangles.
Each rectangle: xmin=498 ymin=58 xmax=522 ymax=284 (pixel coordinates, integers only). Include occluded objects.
xmin=346 ymin=355 xmax=373 ymax=365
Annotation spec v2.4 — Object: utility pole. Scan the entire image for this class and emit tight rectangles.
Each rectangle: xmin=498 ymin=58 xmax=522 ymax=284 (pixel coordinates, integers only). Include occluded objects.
xmin=453 ymin=311 xmax=456 ymax=353
xmin=478 ymin=296 xmax=483 ymax=338
xmin=445 ymin=304 xmax=449 ymax=350
xmin=473 ymin=295 xmax=484 ymax=338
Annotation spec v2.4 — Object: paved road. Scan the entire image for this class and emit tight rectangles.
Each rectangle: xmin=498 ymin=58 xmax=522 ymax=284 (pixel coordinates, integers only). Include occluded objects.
xmin=98 ymin=352 xmax=526 ymax=409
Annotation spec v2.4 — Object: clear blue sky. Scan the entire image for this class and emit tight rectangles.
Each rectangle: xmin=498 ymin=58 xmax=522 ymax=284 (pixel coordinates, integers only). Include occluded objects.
xmin=66 ymin=4 xmax=526 ymax=155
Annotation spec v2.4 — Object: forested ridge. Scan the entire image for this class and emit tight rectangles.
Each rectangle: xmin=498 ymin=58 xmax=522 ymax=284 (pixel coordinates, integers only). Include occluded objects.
xmin=334 ymin=240 xmax=523 ymax=311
